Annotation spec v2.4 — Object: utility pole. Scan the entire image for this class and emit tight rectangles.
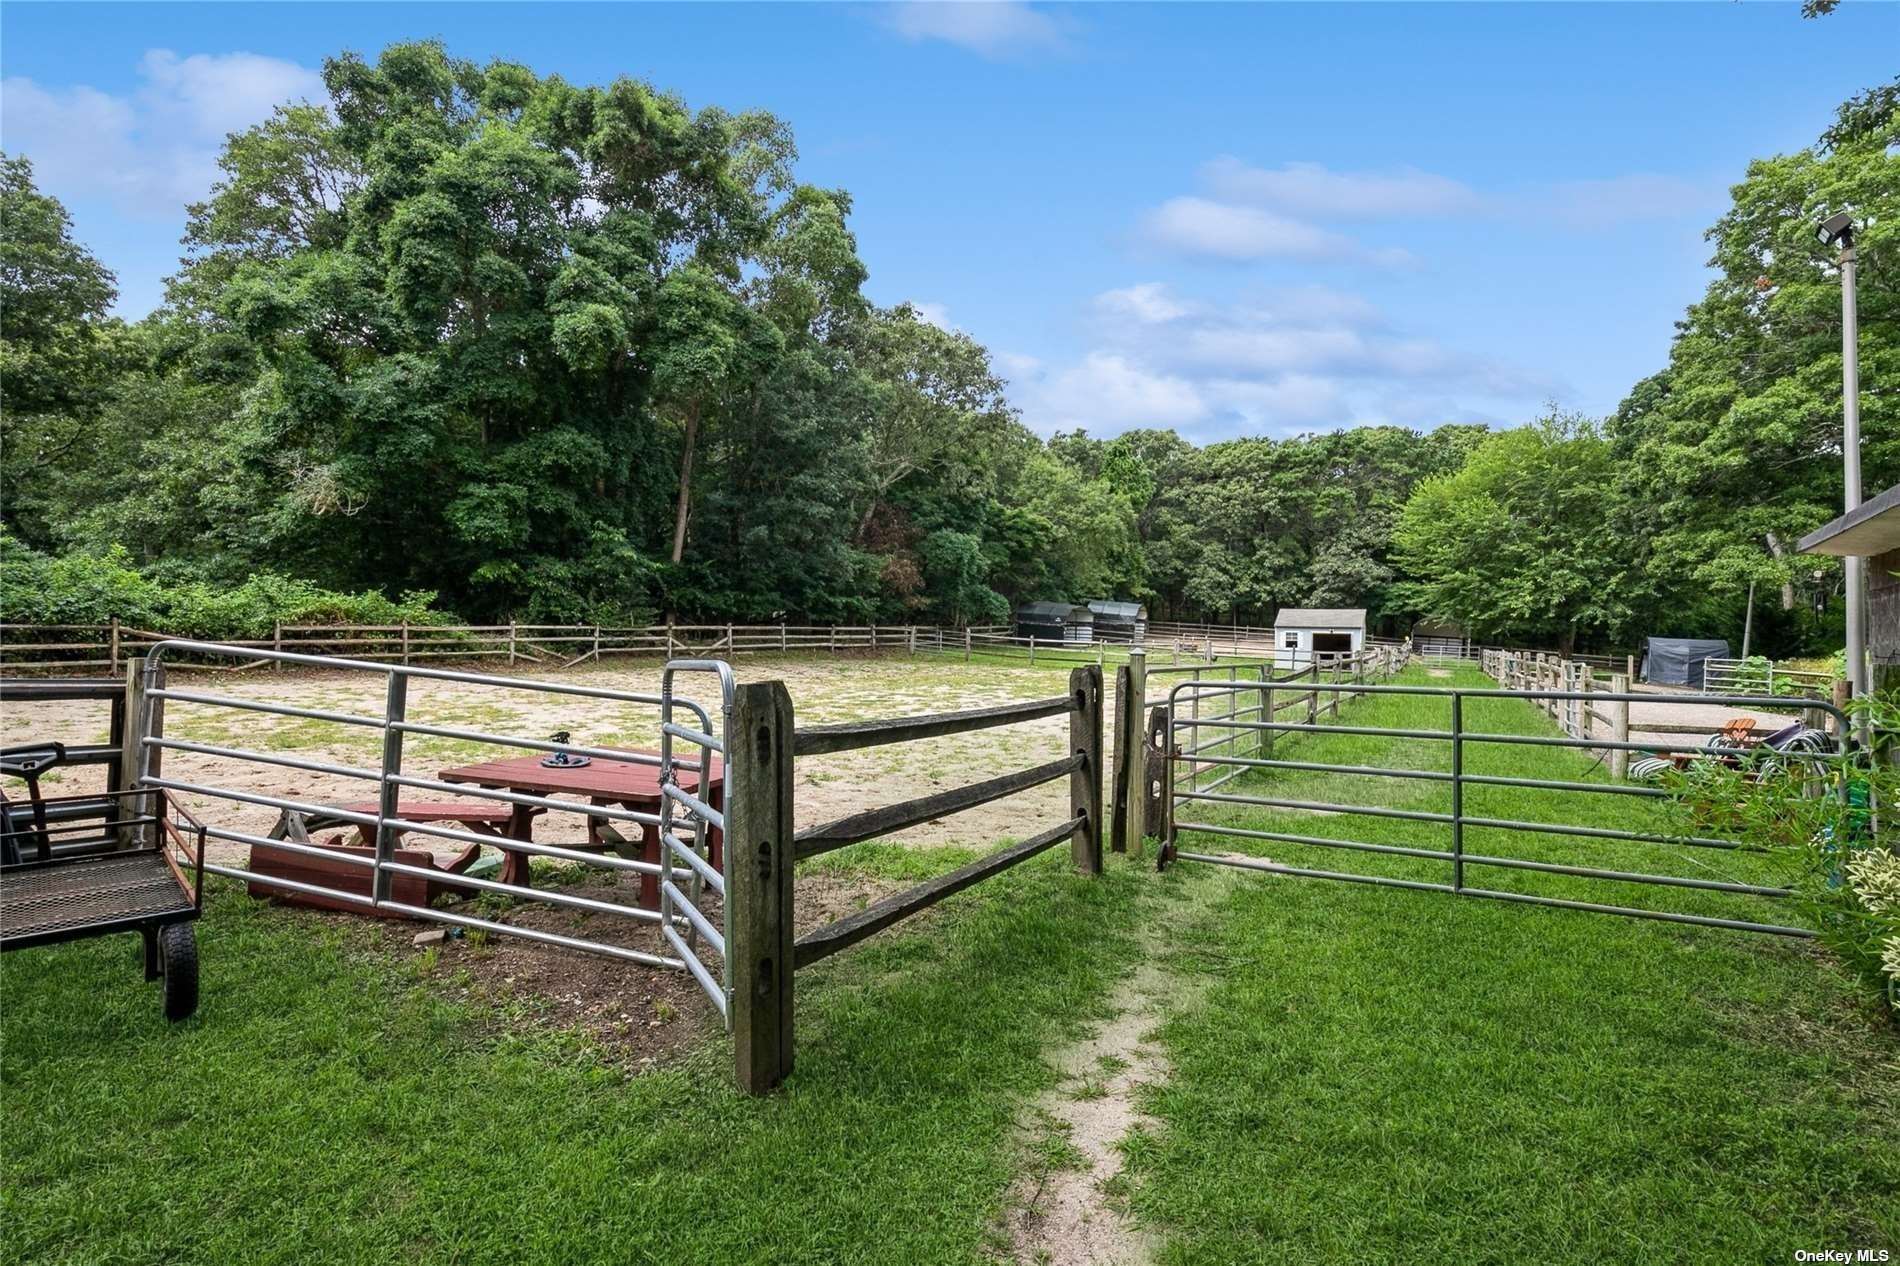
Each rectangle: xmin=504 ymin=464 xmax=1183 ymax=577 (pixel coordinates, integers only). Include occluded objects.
xmin=1818 ymin=212 xmax=1868 ymax=708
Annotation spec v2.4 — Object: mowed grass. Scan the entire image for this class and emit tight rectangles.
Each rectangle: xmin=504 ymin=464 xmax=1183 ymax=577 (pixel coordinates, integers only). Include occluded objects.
xmin=5 ymin=658 xmax=1897 ymax=1265
xmin=1171 ymin=663 xmax=1806 ymax=924
xmin=1129 ymin=665 xmax=1900 ymax=1262
xmin=0 ymin=849 xmax=1144 ymax=1266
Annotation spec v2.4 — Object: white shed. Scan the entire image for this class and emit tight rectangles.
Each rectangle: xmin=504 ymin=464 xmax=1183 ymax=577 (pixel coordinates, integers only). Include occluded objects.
xmin=1273 ymin=608 xmax=1367 ymax=669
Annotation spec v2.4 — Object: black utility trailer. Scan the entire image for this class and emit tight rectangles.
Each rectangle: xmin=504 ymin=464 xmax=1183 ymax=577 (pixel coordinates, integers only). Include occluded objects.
xmin=2 ymin=750 xmax=207 ymax=1022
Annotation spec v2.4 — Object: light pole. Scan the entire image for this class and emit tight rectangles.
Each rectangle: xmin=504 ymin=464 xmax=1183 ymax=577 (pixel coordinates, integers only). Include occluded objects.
xmin=1818 ymin=211 xmax=1867 ymax=706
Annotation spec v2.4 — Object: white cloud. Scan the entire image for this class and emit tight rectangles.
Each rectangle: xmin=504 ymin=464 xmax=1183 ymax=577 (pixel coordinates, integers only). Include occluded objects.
xmin=1201 ymin=157 xmax=1481 ymax=218
xmin=995 ymin=350 xmax=1044 ymax=379
xmin=1021 ymin=352 xmax=1208 ymax=432
xmin=1140 ymin=196 xmax=1416 ymax=267
xmin=880 ymin=2 xmax=1069 ymax=59
xmin=909 ymin=300 xmax=956 ymax=330
xmin=1 ymin=49 xmax=324 ymax=214
xmin=1013 ymin=282 xmax=1563 ymax=440
xmin=1095 ymin=282 xmax=1193 ymax=324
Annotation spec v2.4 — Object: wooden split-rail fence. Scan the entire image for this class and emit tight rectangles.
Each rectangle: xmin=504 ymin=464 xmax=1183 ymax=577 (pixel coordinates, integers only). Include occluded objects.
xmin=1482 ymin=649 xmax=1635 ymax=778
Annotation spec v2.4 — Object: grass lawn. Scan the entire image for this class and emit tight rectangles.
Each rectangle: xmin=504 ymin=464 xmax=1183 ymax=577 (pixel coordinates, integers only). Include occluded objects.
xmin=1130 ymin=664 xmax=1900 ymax=1262
xmin=3 ymin=662 xmax=1895 ymax=1264
xmin=1 ymin=847 xmax=1144 ymax=1265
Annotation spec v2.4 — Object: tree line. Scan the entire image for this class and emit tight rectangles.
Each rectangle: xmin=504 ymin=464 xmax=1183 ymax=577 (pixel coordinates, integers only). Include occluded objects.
xmin=0 ymin=45 xmax=1891 ymax=657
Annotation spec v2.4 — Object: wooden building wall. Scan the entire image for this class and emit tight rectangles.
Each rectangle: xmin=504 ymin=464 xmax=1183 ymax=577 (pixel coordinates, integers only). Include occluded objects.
xmin=1872 ymin=547 xmax=1899 ymax=698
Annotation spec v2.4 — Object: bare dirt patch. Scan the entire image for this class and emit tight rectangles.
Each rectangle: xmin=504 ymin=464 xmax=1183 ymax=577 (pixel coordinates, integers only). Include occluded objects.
xmin=265 ymin=865 xmax=905 ymax=1069
xmin=3 ymin=654 xmax=1108 ymax=863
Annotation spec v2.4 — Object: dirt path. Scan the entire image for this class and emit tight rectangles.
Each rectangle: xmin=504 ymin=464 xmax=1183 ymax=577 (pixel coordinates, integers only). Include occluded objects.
xmin=999 ymin=867 xmax=1235 ymax=1266
xmin=1000 ymin=957 xmax=1170 ymax=1265
xmin=1591 ymin=688 xmax=1818 ymax=746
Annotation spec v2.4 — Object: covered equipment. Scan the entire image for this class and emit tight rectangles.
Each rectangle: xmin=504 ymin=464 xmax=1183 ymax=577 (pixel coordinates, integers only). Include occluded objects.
xmin=1640 ymin=637 xmax=1729 ymax=687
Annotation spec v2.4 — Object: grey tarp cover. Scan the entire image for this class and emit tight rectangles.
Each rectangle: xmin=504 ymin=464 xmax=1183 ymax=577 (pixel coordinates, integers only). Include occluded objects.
xmin=1641 ymin=637 xmax=1730 ymax=686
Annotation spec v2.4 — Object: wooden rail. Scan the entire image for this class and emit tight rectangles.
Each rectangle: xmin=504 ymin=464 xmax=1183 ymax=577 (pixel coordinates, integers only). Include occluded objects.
xmin=794 ymin=754 xmax=1083 ymax=860
xmin=726 ymin=665 xmax=1105 ymax=1094
xmin=791 ymin=695 xmax=1073 ymax=756
xmin=793 ymin=815 xmax=1084 ymax=969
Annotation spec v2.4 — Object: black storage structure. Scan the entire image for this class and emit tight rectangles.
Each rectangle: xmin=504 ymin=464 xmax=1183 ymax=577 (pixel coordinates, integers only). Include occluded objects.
xmin=1087 ymin=600 xmax=1148 ymax=644
xmin=1015 ymin=602 xmax=1094 ymax=645
xmin=1640 ymin=637 xmax=1730 ymax=687
xmin=1410 ymin=618 xmax=1470 ymax=659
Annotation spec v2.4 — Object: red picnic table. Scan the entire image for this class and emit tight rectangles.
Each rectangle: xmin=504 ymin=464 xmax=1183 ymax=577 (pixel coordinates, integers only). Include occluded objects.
xmin=435 ymin=749 xmax=724 ymax=909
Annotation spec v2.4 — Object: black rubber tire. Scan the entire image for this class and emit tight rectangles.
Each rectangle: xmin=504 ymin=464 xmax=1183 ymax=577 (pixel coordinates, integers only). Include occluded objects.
xmin=160 ymin=923 xmax=199 ymax=1022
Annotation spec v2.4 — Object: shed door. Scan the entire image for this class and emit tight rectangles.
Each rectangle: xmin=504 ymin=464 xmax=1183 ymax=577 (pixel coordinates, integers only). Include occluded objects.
xmin=1312 ymin=632 xmax=1353 ymax=654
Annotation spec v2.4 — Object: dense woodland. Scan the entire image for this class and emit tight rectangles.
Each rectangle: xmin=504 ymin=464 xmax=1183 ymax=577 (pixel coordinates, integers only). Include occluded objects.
xmin=0 ymin=45 xmax=1893 ymax=656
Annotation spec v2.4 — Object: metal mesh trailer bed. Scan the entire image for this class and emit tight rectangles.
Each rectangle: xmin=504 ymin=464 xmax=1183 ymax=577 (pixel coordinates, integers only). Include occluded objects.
xmin=1 ymin=788 xmax=207 ymax=1020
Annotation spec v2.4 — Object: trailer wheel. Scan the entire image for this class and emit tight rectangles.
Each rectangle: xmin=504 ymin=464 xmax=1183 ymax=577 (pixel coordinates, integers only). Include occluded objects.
xmin=160 ymin=923 xmax=199 ymax=1022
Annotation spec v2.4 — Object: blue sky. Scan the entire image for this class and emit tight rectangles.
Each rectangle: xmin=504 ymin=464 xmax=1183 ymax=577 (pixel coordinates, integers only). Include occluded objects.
xmin=3 ymin=2 xmax=1895 ymax=442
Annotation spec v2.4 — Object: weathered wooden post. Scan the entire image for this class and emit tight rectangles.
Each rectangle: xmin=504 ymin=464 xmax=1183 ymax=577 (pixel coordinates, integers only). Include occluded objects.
xmin=908 ymin=625 xmax=917 ymax=657
xmin=1070 ymin=665 xmax=1104 ymax=874
xmin=1110 ymin=650 xmax=1146 ymax=855
xmin=402 ymin=621 xmax=412 ymax=666
xmin=108 ymin=617 xmax=120 ymax=671
xmin=964 ymin=627 xmax=972 ymax=662
xmin=1029 ymin=635 xmax=1037 ymax=666
xmin=508 ymin=621 xmax=518 ymax=665
xmin=727 ymin=680 xmax=796 ymax=1095
xmin=273 ymin=621 xmax=283 ymax=673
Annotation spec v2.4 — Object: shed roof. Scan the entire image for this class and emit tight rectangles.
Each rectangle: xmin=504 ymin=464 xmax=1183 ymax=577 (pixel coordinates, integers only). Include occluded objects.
xmin=1797 ymin=483 xmax=1900 ymax=558
xmin=1087 ymin=600 xmax=1146 ymax=621
xmin=1273 ymin=607 xmax=1367 ymax=630
xmin=1016 ymin=601 xmax=1090 ymax=622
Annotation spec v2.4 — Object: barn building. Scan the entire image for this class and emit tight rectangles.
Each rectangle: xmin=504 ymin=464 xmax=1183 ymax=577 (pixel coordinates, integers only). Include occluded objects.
xmin=1799 ymin=481 xmax=1900 ymax=700
xmin=1273 ymin=608 xmax=1366 ymax=669
xmin=1087 ymin=600 xmax=1148 ymax=644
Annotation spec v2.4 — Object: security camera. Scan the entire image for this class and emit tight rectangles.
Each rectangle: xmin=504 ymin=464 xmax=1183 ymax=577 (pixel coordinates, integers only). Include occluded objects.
xmin=1817 ymin=211 xmax=1854 ymax=245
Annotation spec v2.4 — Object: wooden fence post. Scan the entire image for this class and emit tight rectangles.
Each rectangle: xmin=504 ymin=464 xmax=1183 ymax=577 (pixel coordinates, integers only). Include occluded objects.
xmin=1109 ymin=653 xmax=1147 ymax=854
xmin=108 ymin=617 xmax=120 ymax=670
xmin=1070 ymin=664 xmax=1104 ymax=874
xmin=273 ymin=621 xmax=283 ymax=672
xmin=727 ymin=680 xmax=796 ymax=1095
xmin=402 ymin=621 xmax=412 ymax=666
xmin=964 ymin=627 xmax=972 ymax=662
xmin=908 ymin=625 xmax=917 ymax=657
xmin=508 ymin=622 xmax=518 ymax=665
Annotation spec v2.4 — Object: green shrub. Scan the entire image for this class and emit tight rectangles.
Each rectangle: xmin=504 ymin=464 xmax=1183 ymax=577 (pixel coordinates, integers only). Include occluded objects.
xmin=0 ymin=534 xmax=452 ymax=640
xmin=1670 ymin=698 xmax=1900 ymax=1020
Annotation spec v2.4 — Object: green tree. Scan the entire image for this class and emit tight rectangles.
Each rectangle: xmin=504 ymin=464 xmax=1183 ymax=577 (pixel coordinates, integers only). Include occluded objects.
xmin=1392 ymin=415 xmax=1637 ymax=649
xmin=0 ymin=155 xmax=121 ymax=544
xmin=1609 ymin=77 xmax=1897 ymax=654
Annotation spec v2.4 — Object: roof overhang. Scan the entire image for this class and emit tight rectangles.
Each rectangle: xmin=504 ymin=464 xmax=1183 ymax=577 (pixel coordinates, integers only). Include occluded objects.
xmin=1798 ymin=483 xmax=1900 ymax=557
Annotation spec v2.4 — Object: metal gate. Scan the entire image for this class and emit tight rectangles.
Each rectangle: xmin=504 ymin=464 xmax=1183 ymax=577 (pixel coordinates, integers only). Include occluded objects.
xmin=1156 ymin=676 xmax=1852 ymax=937
xmin=132 ymin=641 xmax=735 ymax=1018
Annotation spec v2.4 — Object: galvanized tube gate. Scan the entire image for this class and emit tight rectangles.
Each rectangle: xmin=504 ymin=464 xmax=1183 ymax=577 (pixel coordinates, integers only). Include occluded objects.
xmin=1157 ymin=677 xmax=1853 ymax=937
xmin=132 ymin=641 xmax=735 ymax=1014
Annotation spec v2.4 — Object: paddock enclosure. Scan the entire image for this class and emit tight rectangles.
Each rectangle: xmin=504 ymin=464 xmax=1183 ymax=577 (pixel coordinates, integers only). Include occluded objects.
xmin=1 ymin=638 xmax=1871 ymax=1096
